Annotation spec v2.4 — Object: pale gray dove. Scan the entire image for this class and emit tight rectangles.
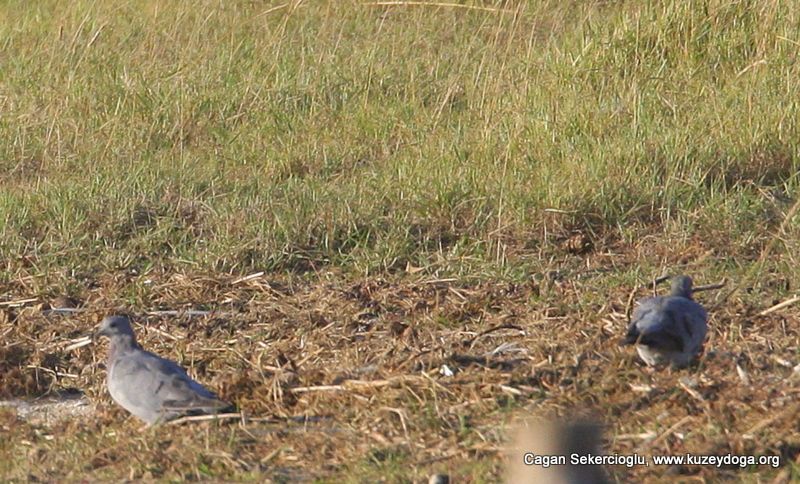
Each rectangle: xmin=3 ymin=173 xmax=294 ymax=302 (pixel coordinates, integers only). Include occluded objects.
xmin=94 ymin=315 xmax=232 ymax=424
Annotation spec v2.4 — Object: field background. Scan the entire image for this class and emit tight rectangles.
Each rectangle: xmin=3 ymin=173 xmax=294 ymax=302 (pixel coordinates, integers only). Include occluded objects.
xmin=1 ymin=0 xmax=799 ymax=481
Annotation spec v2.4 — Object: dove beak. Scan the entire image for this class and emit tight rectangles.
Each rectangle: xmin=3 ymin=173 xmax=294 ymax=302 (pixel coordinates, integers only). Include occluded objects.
xmin=93 ymin=326 xmax=108 ymax=340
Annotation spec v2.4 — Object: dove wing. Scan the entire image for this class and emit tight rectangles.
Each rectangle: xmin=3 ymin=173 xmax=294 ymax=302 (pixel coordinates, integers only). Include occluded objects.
xmin=662 ymin=297 xmax=708 ymax=353
xmin=621 ymin=296 xmax=662 ymax=344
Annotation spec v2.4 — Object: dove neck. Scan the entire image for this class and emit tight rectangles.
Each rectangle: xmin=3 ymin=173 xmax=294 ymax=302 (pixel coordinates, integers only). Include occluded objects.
xmin=670 ymin=288 xmax=693 ymax=299
xmin=109 ymin=334 xmax=140 ymax=357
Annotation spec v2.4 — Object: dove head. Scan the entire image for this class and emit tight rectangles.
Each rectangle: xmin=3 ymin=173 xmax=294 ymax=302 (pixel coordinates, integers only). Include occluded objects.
xmin=95 ymin=315 xmax=136 ymax=343
xmin=670 ymin=275 xmax=694 ymax=299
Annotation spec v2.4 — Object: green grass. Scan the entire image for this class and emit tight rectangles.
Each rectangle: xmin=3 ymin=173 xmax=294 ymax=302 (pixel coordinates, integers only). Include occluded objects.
xmin=2 ymin=0 xmax=800 ymax=481
xmin=1 ymin=0 xmax=798 ymax=284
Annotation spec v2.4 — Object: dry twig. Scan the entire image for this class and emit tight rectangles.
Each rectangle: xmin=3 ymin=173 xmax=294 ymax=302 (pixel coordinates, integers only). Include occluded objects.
xmin=759 ymin=296 xmax=800 ymax=316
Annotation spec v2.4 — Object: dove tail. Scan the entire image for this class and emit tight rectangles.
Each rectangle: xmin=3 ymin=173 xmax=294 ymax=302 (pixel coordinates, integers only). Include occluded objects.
xmin=163 ymin=396 xmax=235 ymax=413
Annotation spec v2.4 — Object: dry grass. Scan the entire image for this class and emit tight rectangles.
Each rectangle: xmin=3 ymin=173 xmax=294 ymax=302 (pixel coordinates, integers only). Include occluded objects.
xmin=1 ymin=234 xmax=799 ymax=481
xmin=2 ymin=0 xmax=800 ymax=481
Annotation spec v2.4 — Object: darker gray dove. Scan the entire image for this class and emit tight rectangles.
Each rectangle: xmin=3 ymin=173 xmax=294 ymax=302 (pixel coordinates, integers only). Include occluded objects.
xmin=94 ymin=315 xmax=232 ymax=425
xmin=621 ymin=275 xmax=708 ymax=367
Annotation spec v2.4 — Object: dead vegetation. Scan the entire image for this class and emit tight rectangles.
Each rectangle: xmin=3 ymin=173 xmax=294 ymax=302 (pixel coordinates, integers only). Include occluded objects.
xmin=1 ymin=240 xmax=799 ymax=481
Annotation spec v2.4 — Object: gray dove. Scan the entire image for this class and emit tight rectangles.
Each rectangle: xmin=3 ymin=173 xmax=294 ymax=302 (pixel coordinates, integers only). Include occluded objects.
xmin=94 ymin=315 xmax=232 ymax=424
xmin=621 ymin=275 xmax=708 ymax=367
